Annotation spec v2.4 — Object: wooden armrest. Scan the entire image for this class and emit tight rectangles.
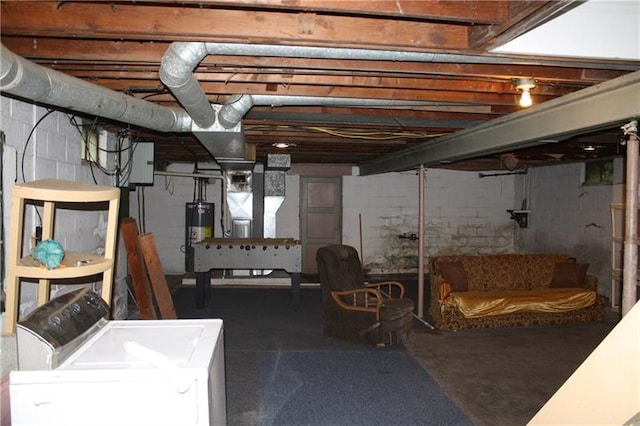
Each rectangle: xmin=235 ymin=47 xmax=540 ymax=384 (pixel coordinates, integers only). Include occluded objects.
xmin=364 ymin=280 xmax=405 ymax=298
xmin=331 ymin=288 xmax=381 ymax=313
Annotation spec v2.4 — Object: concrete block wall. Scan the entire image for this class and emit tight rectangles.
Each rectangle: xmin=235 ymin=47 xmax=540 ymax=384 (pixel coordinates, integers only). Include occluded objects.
xmin=130 ymin=164 xmax=299 ymax=274
xmin=516 ymin=162 xmax=622 ymax=299
xmin=343 ymin=170 xmax=423 ymax=272
xmin=129 ymin=162 xmax=225 ymax=274
xmin=1 ymin=97 xmax=128 ymax=320
xmin=344 ymin=168 xmax=517 ymax=272
xmin=135 ymin=162 xmax=518 ymax=274
xmin=424 ymin=168 xmax=516 ymax=256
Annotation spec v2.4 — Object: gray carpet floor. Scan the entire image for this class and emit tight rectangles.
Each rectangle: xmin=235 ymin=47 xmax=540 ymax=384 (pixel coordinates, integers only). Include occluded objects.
xmin=170 ymin=276 xmax=617 ymax=426
xmin=255 ymin=350 xmax=472 ymax=426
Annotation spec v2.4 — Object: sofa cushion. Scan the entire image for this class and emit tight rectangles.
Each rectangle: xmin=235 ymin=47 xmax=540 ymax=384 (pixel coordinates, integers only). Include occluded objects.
xmin=481 ymin=255 xmax=530 ymax=290
xmin=549 ymin=262 xmax=589 ymax=288
xmin=458 ymin=256 xmax=486 ymax=291
xmin=524 ymin=254 xmax=576 ymax=289
xmin=438 ymin=261 xmax=469 ymax=292
xmin=432 ymin=255 xmax=485 ymax=291
xmin=442 ymin=288 xmax=596 ymax=318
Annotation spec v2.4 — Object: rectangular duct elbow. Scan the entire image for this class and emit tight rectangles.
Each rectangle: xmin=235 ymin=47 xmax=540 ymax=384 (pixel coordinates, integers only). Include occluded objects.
xmin=192 ymin=104 xmax=255 ymax=170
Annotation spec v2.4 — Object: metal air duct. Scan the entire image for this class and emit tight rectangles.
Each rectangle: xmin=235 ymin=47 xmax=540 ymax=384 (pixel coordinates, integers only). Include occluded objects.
xmin=0 ymin=44 xmax=191 ymax=133
xmin=159 ymin=42 xmax=216 ymax=129
xmin=161 ymin=41 xmax=640 ymax=133
xmin=5 ymin=40 xmax=638 ymax=178
xmin=217 ymin=95 xmax=458 ymax=129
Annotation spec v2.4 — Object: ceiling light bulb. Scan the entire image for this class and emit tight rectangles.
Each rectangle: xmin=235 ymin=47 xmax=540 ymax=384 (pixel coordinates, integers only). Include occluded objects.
xmin=513 ymin=77 xmax=536 ymax=108
xmin=519 ymin=88 xmax=532 ymax=107
xmin=272 ymin=142 xmax=296 ymax=149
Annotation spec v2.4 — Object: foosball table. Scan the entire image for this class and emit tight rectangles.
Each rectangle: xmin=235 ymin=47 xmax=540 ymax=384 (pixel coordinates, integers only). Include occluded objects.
xmin=193 ymin=237 xmax=302 ymax=308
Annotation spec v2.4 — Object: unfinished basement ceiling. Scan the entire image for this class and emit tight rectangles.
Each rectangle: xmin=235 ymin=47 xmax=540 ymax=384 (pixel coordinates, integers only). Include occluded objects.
xmin=1 ymin=0 xmax=639 ymax=172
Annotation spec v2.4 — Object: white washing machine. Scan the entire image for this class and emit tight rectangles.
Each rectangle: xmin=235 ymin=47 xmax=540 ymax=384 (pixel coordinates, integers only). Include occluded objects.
xmin=9 ymin=288 xmax=226 ymax=426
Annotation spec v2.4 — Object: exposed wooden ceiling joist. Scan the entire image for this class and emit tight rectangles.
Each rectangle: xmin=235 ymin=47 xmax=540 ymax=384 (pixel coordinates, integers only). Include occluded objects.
xmin=1 ymin=0 xmax=638 ymax=171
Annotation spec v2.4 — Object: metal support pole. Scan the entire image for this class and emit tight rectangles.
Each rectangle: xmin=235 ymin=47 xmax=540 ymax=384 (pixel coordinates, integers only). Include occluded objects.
xmin=622 ymin=120 xmax=639 ymax=316
xmin=418 ymin=165 xmax=426 ymax=318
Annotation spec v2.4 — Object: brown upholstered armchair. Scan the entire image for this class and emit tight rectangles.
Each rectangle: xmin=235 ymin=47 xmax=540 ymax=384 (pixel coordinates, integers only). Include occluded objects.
xmin=316 ymin=245 xmax=414 ymax=346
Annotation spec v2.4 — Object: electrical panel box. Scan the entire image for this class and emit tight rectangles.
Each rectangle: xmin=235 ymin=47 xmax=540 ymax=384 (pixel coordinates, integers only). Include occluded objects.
xmin=129 ymin=142 xmax=155 ymax=185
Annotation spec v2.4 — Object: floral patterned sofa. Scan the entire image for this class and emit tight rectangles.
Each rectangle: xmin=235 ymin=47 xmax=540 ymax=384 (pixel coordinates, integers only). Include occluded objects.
xmin=429 ymin=254 xmax=607 ymax=331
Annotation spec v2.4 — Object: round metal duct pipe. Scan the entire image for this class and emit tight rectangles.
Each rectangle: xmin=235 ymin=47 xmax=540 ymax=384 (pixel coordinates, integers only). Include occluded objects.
xmin=0 ymin=44 xmax=192 ymax=133
xmin=159 ymin=42 xmax=216 ymax=129
xmin=217 ymin=94 xmax=463 ymax=129
xmin=157 ymin=41 xmax=637 ymax=130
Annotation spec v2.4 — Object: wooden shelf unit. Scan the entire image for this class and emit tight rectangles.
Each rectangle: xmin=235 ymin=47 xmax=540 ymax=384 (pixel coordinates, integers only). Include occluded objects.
xmin=4 ymin=179 xmax=120 ymax=334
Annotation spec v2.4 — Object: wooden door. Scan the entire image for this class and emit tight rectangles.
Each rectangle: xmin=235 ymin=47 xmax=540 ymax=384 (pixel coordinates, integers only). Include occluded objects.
xmin=301 ymin=177 xmax=342 ymax=274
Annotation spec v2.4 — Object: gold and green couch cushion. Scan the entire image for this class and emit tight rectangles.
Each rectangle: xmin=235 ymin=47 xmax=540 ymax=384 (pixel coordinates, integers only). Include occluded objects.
xmin=429 ymin=254 xmax=607 ymax=331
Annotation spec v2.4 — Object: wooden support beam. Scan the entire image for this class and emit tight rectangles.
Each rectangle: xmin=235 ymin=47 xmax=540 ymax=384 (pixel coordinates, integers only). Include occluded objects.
xmin=0 ymin=2 xmax=468 ymax=50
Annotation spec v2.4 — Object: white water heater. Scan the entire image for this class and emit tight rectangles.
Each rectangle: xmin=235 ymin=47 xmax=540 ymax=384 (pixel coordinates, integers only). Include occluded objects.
xmin=185 ymin=200 xmax=215 ymax=271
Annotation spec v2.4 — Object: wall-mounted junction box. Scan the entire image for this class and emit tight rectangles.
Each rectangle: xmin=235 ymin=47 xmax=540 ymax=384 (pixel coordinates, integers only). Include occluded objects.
xmin=128 ymin=142 xmax=154 ymax=185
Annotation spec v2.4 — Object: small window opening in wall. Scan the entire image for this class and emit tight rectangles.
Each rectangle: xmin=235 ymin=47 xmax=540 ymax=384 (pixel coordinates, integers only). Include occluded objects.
xmin=584 ymin=159 xmax=614 ymax=185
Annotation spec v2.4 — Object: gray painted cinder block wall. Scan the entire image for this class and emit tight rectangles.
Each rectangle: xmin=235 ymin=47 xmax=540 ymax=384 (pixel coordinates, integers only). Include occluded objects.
xmin=515 ymin=160 xmax=625 ymax=304
xmin=135 ymin=158 xmax=620 ymax=301
xmin=1 ymin=97 xmax=128 ymax=320
xmin=134 ymin=164 xmax=518 ymax=274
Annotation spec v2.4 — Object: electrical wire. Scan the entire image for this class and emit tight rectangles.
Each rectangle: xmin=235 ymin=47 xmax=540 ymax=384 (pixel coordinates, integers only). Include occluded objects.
xmin=304 ymin=126 xmax=439 ymax=140
xmin=20 ymin=108 xmax=56 ymax=226
xmin=164 ymin=175 xmax=174 ymax=195
xmin=19 ymin=109 xmax=137 ymax=224
xmin=115 ymin=130 xmax=137 ymax=186
xmin=68 ymin=115 xmax=131 ymax=178
xmin=66 ymin=115 xmax=141 ymax=188
xmin=246 ymin=124 xmax=445 ymax=140
xmin=88 ymin=155 xmax=98 ymax=184
xmin=137 ymin=186 xmax=146 ymax=233
xmin=20 ymin=108 xmax=56 ymax=184
xmin=68 ymin=115 xmax=109 ymax=175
